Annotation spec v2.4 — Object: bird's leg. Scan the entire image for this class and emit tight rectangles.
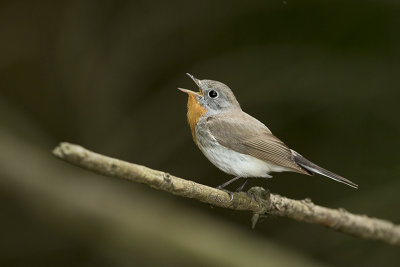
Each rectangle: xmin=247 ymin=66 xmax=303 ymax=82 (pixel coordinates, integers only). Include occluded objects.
xmin=216 ymin=176 xmax=241 ymax=190
xmin=235 ymin=178 xmax=249 ymax=192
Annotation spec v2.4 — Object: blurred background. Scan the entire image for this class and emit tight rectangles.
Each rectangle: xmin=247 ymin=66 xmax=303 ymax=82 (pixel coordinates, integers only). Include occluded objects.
xmin=1 ymin=0 xmax=399 ymax=266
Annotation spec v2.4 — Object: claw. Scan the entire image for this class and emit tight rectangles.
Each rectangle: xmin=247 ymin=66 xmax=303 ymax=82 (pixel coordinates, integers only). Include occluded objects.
xmin=227 ymin=191 xmax=234 ymax=201
xmin=216 ymin=188 xmax=234 ymax=201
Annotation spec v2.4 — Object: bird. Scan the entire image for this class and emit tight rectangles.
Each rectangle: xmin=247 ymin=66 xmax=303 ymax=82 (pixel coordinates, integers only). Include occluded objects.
xmin=178 ymin=73 xmax=358 ymax=190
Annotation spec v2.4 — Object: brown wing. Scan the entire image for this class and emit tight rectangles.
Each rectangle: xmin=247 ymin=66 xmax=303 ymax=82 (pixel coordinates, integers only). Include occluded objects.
xmin=206 ymin=113 xmax=310 ymax=175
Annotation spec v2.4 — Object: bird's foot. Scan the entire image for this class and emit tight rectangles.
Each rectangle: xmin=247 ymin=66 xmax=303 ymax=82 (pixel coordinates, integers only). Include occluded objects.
xmin=216 ymin=188 xmax=234 ymax=201
xmin=235 ymin=179 xmax=249 ymax=192
xmin=215 ymin=176 xmax=246 ymax=201
xmin=216 ymin=176 xmax=241 ymax=190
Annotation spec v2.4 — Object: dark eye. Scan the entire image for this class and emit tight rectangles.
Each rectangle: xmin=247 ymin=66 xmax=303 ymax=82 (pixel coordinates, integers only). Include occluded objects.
xmin=208 ymin=90 xmax=218 ymax=98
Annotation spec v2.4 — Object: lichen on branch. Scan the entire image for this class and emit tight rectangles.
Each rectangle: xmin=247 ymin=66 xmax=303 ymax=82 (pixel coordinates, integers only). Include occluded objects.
xmin=53 ymin=142 xmax=400 ymax=246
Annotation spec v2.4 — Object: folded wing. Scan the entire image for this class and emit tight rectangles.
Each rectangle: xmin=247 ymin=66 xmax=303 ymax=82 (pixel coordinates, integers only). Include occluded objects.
xmin=206 ymin=113 xmax=310 ymax=175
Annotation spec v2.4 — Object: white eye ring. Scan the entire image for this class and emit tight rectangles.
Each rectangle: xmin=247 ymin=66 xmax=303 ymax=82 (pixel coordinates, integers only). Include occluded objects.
xmin=208 ymin=90 xmax=218 ymax=98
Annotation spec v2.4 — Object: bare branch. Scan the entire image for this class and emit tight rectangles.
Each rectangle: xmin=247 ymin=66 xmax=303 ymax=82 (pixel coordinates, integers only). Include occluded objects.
xmin=53 ymin=142 xmax=400 ymax=246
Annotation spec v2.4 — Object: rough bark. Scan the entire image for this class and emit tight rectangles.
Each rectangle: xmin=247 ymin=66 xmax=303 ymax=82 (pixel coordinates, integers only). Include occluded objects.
xmin=53 ymin=142 xmax=400 ymax=246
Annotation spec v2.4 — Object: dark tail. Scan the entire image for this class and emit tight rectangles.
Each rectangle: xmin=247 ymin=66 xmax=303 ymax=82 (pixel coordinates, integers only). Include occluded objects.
xmin=291 ymin=150 xmax=358 ymax=189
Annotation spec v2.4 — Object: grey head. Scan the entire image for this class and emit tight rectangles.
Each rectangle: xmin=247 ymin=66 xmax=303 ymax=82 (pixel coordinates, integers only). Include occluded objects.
xmin=178 ymin=73 xmax=241 ymax=114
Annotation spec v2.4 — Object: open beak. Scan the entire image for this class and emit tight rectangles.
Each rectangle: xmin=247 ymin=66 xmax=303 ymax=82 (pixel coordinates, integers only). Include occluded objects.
xmin=178 ymin=88 xmax=202 ymax=96
xmin=177 ymin=73 xmax=203 ymax=96
xmin=186 ymin=73 xmax=201 ymax=88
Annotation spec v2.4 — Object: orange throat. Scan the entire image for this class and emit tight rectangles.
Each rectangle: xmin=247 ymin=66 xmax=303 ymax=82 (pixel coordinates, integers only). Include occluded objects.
xmin=186 ymin=93 xmax=206 ymax=143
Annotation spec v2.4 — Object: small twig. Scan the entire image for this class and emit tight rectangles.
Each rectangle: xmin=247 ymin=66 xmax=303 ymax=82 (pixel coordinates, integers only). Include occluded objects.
xmin=52 ymin=142 xmax=400 ymax=246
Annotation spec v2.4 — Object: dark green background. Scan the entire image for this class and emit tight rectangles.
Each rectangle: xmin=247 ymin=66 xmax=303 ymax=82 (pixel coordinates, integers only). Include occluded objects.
xmin=1 ymin=0 xmax=399 ymax=266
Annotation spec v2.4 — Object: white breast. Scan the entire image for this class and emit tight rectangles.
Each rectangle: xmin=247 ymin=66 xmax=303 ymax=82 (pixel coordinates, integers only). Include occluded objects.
xmin=195 ymin=126 xmax=290 ymax=178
